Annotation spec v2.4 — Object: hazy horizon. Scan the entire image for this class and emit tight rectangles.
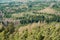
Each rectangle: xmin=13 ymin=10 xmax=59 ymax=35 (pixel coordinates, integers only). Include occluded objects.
xmin=0 ymin=0 xmax=60 ymax=3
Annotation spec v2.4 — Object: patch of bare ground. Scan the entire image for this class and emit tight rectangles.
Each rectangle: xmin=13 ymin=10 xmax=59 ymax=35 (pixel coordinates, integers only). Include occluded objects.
xmin=18 ymin=22 xmax=46 ymax=34
xmin=18 ymin=22 xmax=60 ymax=35
xmin=37 ymin=7 xmax=57 ymax=14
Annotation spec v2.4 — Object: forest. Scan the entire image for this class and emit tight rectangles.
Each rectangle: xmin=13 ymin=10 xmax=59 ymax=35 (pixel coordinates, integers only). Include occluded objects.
xmin=0 ymin=0 xmax=60 ymax=40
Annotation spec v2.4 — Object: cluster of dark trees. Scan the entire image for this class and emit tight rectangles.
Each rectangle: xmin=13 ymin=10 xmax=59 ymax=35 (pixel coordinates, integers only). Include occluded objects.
xmin=19 ymin=14 xmax=60 ymax=24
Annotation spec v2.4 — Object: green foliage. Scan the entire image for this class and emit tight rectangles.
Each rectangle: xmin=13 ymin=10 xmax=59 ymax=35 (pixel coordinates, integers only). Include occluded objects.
xmin=13 ymin=22 xmax=60 ymax=40
xmin=0 ymin=20 xmax=60 ymax=40
xmin=0 ymin=31 xmax=4 ymax=40
xmin=0 ymin=1 xmax=60 ymax=40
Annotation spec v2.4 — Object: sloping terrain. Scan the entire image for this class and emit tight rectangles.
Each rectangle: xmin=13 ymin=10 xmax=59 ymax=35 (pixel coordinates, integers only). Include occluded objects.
xmin=16 ymin=22 xmax=60 ymax=40
xmin=18 ymin=22 xmax=46 ymax=33
xmin=37 ymin=7 xmax=57 ymax=14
